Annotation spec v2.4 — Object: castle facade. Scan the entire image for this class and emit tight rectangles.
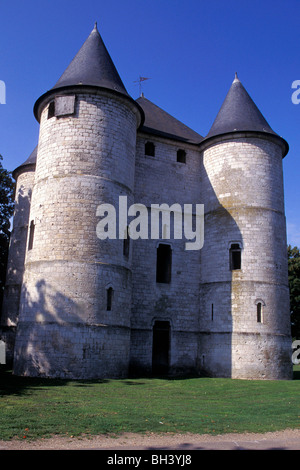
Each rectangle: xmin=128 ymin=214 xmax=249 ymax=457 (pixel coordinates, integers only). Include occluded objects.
xmin=1 ymin=24 xmax=293 ymax=379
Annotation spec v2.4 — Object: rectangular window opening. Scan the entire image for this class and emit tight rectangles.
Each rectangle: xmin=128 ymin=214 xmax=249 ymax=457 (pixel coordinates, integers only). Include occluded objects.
xmin=257 ymin=303 xmax=262 ymax=323
xmin=156 ymin=244 xmax=172 ymax=284
xmin=123 ymin=226 xmax=130 ymax=257
xmin=145 ymin=141 xmax=155 ymax=156
xmin=177 ymin=149 xmax=186 ymax=163
xmin=230 ymin=243 xmax=241 ymax=270
xmin=107 ymin=287 xmax=113 ymax=311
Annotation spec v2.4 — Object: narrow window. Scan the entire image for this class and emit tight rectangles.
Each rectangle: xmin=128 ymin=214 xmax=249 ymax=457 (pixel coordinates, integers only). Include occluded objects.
xmin=257 ymin=302 xmax=262 ymax=323
xmin=229 ymin=243 xmax=241 ymax=270
xmin=123 ymin=226 xmax=130 ymax=257
xmin=28 ymin=220 xmax=35 ymax=250
xmin=156 ymin=244 xmax=172 ymax=283
xmin=145 ymin=141 xmax=155 ymax=156
xmin=48 ymin=101 xmax=55 ymax=119
xmin=177 ymin=149 xmax=186 ymax=163
xmin=211 ymin=303 xmax=214 ymax=321
xmin=107 ymin=287 xmax=113 ymax=311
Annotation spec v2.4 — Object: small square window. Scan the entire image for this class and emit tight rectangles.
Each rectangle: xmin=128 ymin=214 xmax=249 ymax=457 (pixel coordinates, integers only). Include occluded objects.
xmin=145 ymin=141 xmax=155 ymax=156
xmin=177 ymin=149 xmax=186 ymax=163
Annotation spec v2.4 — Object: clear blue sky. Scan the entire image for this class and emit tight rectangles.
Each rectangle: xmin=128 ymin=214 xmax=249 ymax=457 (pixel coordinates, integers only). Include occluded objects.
xmin=0 ymin=0 xmax=299 ymax=246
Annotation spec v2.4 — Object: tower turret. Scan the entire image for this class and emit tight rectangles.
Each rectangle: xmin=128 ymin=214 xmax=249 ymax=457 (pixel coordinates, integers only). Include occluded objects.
xmin=1 ymin=147 xmax=36 ymax=363
xmin=13 ymin=24 xmax=143 ymax=378
xmin=199 ymin=74 xmax=292 ymax=379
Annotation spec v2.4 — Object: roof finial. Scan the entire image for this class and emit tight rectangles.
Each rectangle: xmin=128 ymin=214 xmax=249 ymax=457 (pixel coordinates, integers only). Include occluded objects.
xmin=134 ymin=76 xmax=151 ymax=96
xmin=93 ymin=21 xmax=98 ymax=31
xmin=233 ymin=72 xmax=239 ymax=83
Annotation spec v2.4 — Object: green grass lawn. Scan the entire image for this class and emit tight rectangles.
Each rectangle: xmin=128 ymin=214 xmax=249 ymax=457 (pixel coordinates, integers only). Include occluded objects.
xmin=0 ymin=367 xmax=299 ymax=441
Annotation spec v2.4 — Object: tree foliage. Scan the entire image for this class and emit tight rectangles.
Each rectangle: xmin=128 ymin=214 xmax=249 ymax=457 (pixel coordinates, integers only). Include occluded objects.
xmin=288 ymin=244 xmax=300 ymax=338
xmin=0 ymin=155 xmax=15 ymax=309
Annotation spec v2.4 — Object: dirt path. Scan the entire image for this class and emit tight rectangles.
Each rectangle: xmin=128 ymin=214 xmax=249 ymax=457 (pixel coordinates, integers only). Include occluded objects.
xmin=0 ymin=429 xmax=299 ymax=450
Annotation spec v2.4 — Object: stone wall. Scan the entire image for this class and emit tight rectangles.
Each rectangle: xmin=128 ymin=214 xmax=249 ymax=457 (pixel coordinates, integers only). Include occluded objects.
xmin=1 ymin=168 xmax=35 ymax=327
xmin=200 ymin=134 xmax=292 ymax=379
xmin=8 ymin=101 xmax=292 ymax=380
xmin=1 ymin=167 xmax=35 ymax=364
xmin=13 ymin=90 xmax=140 ymax=378
xmin=130 ymin=133 xmax=202 ymax=376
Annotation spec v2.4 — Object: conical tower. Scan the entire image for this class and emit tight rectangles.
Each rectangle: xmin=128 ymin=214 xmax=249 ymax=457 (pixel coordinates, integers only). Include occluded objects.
xmin=13 ymin=24 xmax=143 ymax=379
xmin=1 ymin=147 xmax=36 ymax=363
xmin=199 ymin=74 xmax=292 ymax=379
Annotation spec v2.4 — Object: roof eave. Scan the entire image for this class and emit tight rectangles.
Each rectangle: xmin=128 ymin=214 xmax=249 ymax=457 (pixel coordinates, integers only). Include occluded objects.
xmin=199 ymin=130 xmax=289 ymax=158
xmin=33 ymin=84 xmax=145 ymax=127
xmin=12 ymin=162 xmax=36 ymax=181
xmin=138 ymin=125 xmax=203 ymax=145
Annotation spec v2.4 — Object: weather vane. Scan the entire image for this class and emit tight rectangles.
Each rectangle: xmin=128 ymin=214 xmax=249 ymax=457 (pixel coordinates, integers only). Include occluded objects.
xmin=134 ymin=76 xmax=151 ymax=96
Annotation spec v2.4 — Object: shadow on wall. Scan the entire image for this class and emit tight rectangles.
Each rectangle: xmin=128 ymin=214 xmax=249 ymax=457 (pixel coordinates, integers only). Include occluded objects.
xmin=199 ymin=152 xmax=242 ymax=378
xmin=1 ymin=185 xmax=32 ymax=324
xmin=129 ymin=147 xmax=242 ymax=379
xmin=13 ymin=277 xmax=89 ymax=378
xmin=0 ymin=185 xmax=32 ymax=364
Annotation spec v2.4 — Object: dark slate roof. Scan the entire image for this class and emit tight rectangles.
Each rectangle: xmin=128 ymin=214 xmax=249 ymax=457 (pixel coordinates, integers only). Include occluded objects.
xmin=52 ymin=23 xmax=128 ymax=96
xmin=136 ymin=95 xmax=203 ymax=144
xmin=33 ymin=24 xmax=144 ymax=122
xmin=13 ymin=146 xmax=37 ymax=179
xmin=204 ymin=74 xmax=288 ymax=156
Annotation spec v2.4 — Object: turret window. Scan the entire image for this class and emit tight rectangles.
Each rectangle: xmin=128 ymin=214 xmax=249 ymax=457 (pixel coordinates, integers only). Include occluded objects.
xmin=257 ymin=303 xmax=262 ymax=323
xmin=255 ymin=300 xmax=265 ymax=323
xmin=229 ymin=243 xmax=241 ymax=270
xmin=107 ymin=287 xmax=114 ymax=311
xmin=123 ymin=226 xmax=130 ymax=258
xmin=28 ymin=220 xmax=35 ymax=251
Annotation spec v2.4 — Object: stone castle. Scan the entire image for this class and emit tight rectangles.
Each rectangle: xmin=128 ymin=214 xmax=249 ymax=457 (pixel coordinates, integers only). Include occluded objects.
xmin=0 ymin=24 xmax=293 ymax=379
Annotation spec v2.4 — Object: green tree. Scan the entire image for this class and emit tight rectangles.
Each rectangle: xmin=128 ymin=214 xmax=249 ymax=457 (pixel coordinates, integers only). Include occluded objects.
xmin=288 ymin=244 xmax=300 ymax=338
xmin=0 ymin=155 xmax=15 ymax=311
